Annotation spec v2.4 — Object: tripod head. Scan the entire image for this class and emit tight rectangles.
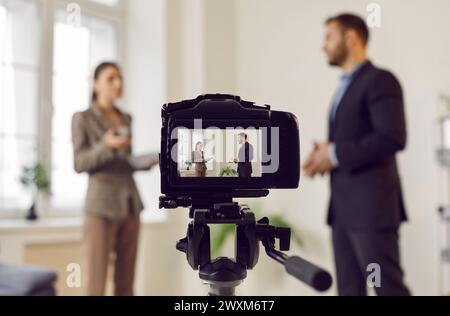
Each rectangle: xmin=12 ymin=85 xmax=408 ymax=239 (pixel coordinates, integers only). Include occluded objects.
xmin=162 ymin=194 xmax=333 ymax=295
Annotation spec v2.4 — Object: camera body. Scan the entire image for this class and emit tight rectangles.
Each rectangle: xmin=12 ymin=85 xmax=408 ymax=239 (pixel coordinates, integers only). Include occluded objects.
xmin=160 ymin=94 xmax=300 ymax=200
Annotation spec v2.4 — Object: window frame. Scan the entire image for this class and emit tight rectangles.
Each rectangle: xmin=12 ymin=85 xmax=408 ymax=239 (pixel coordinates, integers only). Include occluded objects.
xmin=0 ymin=0 xmax=127 ymax=219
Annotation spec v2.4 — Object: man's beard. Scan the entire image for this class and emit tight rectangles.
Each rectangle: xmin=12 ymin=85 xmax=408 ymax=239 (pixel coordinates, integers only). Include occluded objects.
xmin=328 ymin=42 xmax=348 ymax=67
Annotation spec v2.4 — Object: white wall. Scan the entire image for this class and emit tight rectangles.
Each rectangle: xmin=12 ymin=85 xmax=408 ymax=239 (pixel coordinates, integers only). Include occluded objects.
xmin=125 ymin=1 xmax=183 ymax=294
xmin=125 ymin=0 xmax=166 ymax=221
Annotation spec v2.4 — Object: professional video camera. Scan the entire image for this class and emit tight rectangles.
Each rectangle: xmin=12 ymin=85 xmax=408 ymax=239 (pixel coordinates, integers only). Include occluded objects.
xmin=159 ymin=94 xmax=332 ymax=295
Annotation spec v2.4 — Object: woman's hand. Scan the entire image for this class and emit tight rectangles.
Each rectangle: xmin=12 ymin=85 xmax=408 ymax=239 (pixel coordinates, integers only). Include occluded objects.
xmin=103 ymin=129 xmax=131 ymax=150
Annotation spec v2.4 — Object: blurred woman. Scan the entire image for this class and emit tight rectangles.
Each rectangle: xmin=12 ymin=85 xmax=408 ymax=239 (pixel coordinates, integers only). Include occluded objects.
xmin=71 ymin=62 xmax=157 ymax=296
xmin=193 ymin=141 xmax=207 ymax=177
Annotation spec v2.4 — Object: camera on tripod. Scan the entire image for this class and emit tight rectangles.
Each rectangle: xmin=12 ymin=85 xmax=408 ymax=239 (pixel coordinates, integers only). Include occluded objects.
xmin=159 ymin=94 xmax=332 ymax=295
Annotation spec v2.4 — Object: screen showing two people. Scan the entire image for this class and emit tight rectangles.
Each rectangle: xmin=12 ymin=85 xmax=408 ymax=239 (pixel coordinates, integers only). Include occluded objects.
xmin=177 ymin=128 xmax=262 ymax=178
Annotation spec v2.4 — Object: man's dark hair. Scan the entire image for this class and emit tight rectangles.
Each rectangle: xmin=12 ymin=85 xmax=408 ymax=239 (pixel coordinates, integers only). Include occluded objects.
xmin=238 ymin=133 xmax=248 ymax=140
xmin=326 ymin=13 xmax=369 ymax=46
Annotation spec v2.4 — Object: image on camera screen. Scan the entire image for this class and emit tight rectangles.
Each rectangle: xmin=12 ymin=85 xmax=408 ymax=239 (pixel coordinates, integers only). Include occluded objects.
xmin=177 ymin=128 xmax=262 ymax=178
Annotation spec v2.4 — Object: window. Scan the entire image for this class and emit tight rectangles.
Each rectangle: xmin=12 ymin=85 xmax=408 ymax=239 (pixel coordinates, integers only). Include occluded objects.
xmin=0 ymin=0 xmax=41 ymax=211
xmin=0 ymin=0 xmax=124 ymax=216
xmin=51 ymin=9 xmax=119 ymax=210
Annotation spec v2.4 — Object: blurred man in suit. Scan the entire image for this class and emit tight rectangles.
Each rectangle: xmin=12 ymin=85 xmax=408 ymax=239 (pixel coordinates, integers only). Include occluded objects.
xmin=302 ymin=13 xmax=410 ymax=296
xmin=235 ymin=132 xmax=253 ymax=177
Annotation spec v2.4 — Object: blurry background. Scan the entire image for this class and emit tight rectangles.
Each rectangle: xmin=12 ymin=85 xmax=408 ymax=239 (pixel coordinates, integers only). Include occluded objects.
xmin=0 ymin=0 xmax=449 ymax=296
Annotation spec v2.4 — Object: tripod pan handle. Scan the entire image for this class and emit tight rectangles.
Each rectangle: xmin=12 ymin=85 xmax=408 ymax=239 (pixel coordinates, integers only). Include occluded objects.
xmin=285 ymin=256 xmax=332 ymax=292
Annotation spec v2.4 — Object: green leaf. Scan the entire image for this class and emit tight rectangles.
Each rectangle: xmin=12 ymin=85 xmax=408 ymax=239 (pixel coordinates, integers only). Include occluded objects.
xmin=19 ymin=162 xmax=51 ymax=193
xmin=210 ymin=205 xmax=303 ymax=256
xmin=219 ymin=166 xmax=238 ymax=177
xmin=210 ymin=224 xmax=235 ymax=258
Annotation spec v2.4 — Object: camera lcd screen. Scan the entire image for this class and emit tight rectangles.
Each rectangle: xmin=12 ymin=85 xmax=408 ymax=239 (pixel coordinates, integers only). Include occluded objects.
xmin=177 ymin=128 xmax=262 ymax=178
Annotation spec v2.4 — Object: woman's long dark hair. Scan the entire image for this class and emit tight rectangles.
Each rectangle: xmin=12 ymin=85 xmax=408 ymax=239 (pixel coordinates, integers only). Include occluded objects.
xmin=91 ymin=62 xmax=121 ymax=102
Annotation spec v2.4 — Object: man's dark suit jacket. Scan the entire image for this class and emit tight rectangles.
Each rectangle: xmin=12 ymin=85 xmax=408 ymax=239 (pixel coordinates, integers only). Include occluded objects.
xmin=328 ymin=61 xmax=408 ymax=230
xmin=237 ymin=142 xmax=253 ymax=177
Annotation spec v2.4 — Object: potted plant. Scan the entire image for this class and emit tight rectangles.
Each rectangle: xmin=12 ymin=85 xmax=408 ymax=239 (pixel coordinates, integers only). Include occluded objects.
xmin=19 ymin=162 xmax=51 ymax=221
xmin=219 ymin=166 xmax=238 ymax=177
xmin=184 ymin=161 xmax=193 ymax=170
